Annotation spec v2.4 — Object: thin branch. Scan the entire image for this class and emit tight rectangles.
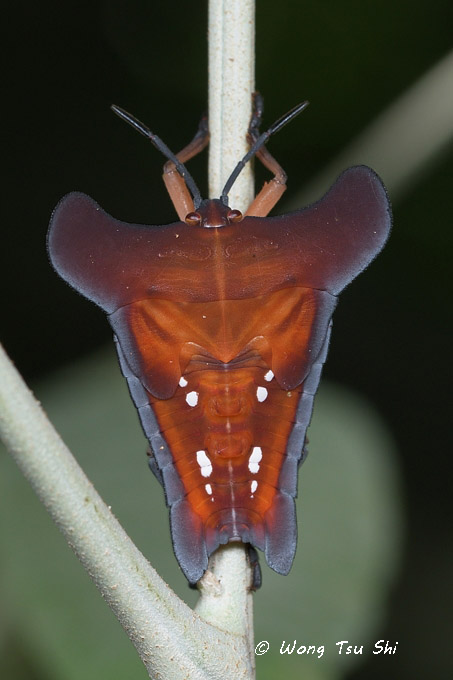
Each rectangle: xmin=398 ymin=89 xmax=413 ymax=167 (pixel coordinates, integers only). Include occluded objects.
xmin=0 ymin=343 xmax=252 ymax=679
xmin=289 ymin=48 xmax=453 ymax=208
xmin=208 ymin=0 xmax=255 ymax=210
xmin=196 ymin=1 xmax=256 ymax=671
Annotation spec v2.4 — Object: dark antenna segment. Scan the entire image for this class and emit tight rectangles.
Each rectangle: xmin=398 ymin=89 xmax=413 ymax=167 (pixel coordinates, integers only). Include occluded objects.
xmin=220 ymin=101 xmax=310 ymax=205
xmin=111 ymin=105 xmax=203 ymax=209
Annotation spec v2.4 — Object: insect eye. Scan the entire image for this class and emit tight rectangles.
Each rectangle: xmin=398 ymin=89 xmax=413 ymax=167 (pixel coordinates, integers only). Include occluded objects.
xmin=185 ymin=212 xmax=202 ymax=226
xmin=227 ymin=209 xmax=243 ymax=224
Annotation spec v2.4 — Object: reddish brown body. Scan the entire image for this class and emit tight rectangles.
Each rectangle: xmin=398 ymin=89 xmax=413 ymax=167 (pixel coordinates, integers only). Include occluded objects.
xmin=48 ymin=157 xmax=391 ymax=584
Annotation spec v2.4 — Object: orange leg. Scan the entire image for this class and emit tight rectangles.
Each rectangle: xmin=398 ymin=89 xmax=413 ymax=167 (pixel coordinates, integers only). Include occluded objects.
xmin=245 ymin=93 xmax=288 ymax=218
xmin=163 ymin=116 xmax=209 ymax=220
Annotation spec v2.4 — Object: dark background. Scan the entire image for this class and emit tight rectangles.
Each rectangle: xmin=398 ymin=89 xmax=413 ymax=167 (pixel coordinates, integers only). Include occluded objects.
xmin=1 ymin=1 xmax=452 ymax=678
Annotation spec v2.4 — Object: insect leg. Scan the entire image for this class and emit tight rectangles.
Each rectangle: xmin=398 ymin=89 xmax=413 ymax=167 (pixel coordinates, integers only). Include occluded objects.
xmin=163 ymin=115 xmax=210 ymax=220
xmin=146 ymin=447 xmax=164 ymax=486
xmin=245 ymin=92 xmax=288 ymax=217
xmin=246 ymin=544 xmax=262 ymax=590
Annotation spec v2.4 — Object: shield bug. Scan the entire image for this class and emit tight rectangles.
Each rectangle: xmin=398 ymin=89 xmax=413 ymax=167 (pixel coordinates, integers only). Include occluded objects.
xmin=47 ymin=97 xmax=391 ymax=584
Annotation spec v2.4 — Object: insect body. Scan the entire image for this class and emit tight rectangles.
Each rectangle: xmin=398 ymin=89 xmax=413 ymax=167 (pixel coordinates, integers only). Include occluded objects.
xmin=47 ymin=101 xmax=391 ymax=584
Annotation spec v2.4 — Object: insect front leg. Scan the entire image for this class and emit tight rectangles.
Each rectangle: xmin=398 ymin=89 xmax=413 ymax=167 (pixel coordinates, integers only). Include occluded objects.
xmin=245 ymin=92 xmax=288 ymax=217
xmin=163 ymin=115 xmax=210 ymax=219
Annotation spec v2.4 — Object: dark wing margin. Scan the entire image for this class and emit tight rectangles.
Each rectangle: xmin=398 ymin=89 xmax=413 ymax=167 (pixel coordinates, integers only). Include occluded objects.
xmin=116 ymin=335 xmax=208 ymax=583
xmin=264 ymin=323 xmax=332 ymax=575
xmin=285 ymin=165 xmax=391 ymax=295
xmin=47 ymin=192 xmax=186 ymax=313
xmin=239 ymin=165 xmax=391 ymax=297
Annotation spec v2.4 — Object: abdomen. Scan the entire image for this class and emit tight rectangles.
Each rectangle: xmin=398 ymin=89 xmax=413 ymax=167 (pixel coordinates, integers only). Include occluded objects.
xmin=112 ymin=286 xmax=334 ymax=583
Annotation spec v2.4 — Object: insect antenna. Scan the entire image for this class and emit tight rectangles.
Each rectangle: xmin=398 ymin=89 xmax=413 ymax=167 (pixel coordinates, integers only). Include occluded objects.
xmin=111 ymin=105 xmax=203 ymax=209
xmin=221 ymin=101 xmax=310 ymax=205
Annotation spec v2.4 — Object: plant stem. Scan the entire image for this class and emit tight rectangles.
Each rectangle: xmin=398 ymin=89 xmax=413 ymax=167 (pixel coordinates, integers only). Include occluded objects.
xmin=208 ymin=0 xmax=255 ymax=210
xmin=195 ymin=1 xmax=256 ymax=672
xmin=291 ymin=48 xmax=453 ymax=207
xmin=0 ymin=343 xmax=254 ymax=679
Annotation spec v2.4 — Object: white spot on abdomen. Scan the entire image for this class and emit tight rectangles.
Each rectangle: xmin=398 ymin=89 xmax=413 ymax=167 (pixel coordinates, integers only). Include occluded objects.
xmin=256 ymin=386 xmax=268 ymax=402
xmin=197 ymin=450 xmax=210 ymax=466
xmin=250 ymin=480 xmax=258 ymax=494
xmin=179 ymin=376 xmax=188 ymax=387
xmin=205 ymin=483 xmax=212 ymax=495
xmin=197 ymin=450 xmax=212 ymax=477
xmin=264 ymin=370 xmax=274 ymax=382
xmin=186 ymin=391 xmax=198 ymax=407
xmin=250 ymin=446 xmax=262 ymax=463
xmin=248 ymin=446 xmax=262 ymax=473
